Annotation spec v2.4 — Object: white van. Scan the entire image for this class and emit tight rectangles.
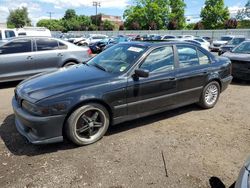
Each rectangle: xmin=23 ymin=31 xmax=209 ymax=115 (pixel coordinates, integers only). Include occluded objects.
xmin=0 ymin=29 xmax=17 ymax=40
xmin=16 ymin=27 xmax=51 ymax=37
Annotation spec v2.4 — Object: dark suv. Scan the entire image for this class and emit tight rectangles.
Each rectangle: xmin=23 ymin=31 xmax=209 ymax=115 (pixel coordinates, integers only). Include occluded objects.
xmin=12 ymin=42 xmax=232 ymax=146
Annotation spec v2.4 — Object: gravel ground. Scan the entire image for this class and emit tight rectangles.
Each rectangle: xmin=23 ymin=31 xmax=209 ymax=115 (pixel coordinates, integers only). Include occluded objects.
xmin=0 ymin=80 xmax=249 ymax=188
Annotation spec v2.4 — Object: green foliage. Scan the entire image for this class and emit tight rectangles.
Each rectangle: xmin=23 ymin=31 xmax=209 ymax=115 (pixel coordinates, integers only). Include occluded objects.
xmin=185 ymin=23 xmax=196 ymax=30
xmin=237 ymin=20 xmax=250 ymax=29
xmin=63 ymin=9 xmax=77 ymax=20
xmin=169 ymin=0 xmax=186 ymax=29
xmin=7 ymin=7 xmax=31 ymax=28
xmin=200 ymin=0 xmax=230 ymax=29
xmin=37 ymin=19 xmax=64 ymax=31
xmin=123 ymin=0 xmax=169 ymax=30
xmin=102 ymin=20 xmax=115 ymax=31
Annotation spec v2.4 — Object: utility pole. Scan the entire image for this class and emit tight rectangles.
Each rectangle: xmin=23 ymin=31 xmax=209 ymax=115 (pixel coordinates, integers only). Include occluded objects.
xmin=47 ymin=12 xmax=54 ymax=20
xmin=93 ymin=1 xmax=101 ymax=29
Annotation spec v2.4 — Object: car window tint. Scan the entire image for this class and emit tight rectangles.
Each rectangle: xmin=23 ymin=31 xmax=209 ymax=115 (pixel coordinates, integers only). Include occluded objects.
xmin=140 ymin=46 xmax=174 ymax=73
xmin=198 ymin=50 xmax=210 ymax=65
xmin=0 ymin=31 xmax=2 ymax=40
xmin=58 ymin=42 xmax=68 ymax=49
xmin=5 ymin=30 xmax=15 ymax=38
xmin=36 ymin=38 xmax=59 ymax=51
xmin=0 ymin=39 xmax=32 ymax=54
xmin=177 ymin=45 xmax=199 ymax=68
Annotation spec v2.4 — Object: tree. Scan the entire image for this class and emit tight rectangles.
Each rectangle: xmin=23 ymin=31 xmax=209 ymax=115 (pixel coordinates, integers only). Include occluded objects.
xmin=102 ymin=20 xmax=115 ymax=30
xmin=200 ymin=0 xmax=230 ymax=29
xmin=7 ymin=7 xmax=31 ymax=28
xmin=169 ymin=0 xmax=186 ymax=29
xmin=37 ymin=19 xmax=64 ymax=31
xmin=225 ymin=18 xmax=238 ymax=29
xmin=123 ymin=0 xmax=170 ymax=30
xmin=194 ymin=21 xmax=204 ymax=30
xmin=167 ymin=20 xmax=178 ymax=30
xmin=64 ymin=9 xmax=77 ymax=20
xmin=236 ymin=0 xmax=250 ymax=20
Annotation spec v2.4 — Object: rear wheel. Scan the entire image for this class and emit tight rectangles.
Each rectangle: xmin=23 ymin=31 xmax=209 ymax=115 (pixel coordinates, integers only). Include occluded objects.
xmin=65 ymin=103 xmax=110 ymax=146
xmin=63 ymin=62 xmax=77 ymax=67
xmin=199 ymin=81 xmax=220 ymax=109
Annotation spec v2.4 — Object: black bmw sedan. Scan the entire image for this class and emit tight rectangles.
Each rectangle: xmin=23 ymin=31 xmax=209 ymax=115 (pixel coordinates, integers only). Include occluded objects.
xmin=12 ymin=42 xmax=233 ymax=146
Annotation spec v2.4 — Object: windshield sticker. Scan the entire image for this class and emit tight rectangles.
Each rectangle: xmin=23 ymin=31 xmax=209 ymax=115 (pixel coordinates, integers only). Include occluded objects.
xmin=120 ymin=66 xmax=126 ymax=72
xmin=128 ymin=47 xmax=143 ymax=53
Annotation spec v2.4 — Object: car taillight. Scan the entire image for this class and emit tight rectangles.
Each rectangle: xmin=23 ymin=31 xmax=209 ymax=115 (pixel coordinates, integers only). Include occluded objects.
xmin=87 ymin=48 xmax=92 ymax=55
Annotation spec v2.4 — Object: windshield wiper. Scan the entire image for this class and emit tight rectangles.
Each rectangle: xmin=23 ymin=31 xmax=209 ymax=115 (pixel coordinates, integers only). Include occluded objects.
xmin=92 ymin=63 xmax=107 ymax=72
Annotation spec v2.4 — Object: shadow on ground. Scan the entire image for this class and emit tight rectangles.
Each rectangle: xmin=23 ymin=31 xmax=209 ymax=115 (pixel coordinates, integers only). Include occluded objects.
xmin=0 ymin=104 xmax=200 ymax=156
xmin=231 ymin=78 xmax=250 ymax=86
xmin=209 ymin=176 xmax=236 ymax=188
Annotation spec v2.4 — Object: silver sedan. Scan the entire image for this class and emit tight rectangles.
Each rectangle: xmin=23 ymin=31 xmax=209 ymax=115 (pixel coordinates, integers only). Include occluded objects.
xmin=0 ymin=36 xmax=92 ymax=82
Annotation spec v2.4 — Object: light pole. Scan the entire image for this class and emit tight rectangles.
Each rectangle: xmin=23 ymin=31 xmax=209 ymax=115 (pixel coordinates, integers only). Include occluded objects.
xmin=47 ymin=12 xmax=54 ymax=20
xmin=93 ymin=1 xmax=101 ymax=29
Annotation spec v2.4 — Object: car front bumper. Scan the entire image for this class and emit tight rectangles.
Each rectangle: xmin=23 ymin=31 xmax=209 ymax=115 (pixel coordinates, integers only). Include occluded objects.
xmin=12 ymin=97 xmax=66 ymax=144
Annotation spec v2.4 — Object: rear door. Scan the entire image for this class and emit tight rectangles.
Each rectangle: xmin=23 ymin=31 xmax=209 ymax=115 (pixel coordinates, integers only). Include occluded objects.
xmin=32 ymin=38 xmax=63 ymax=73
xmin=0 ymin=39 xmax=35 ymax=82
xmin=175 ymin=45 xmax=212 ymax=104
xmin=127 ymin=46 xmax=178 ymax=115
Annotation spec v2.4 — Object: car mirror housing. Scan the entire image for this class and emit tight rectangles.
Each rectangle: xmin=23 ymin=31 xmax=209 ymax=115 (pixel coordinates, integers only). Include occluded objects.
xmin=134 ymin=69 xmax=149 ymax=78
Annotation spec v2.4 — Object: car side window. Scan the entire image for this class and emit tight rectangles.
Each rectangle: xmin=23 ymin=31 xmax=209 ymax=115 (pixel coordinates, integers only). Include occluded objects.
xmin=197 ymin=50 xmax=210 ymax=65
xmin=0 ymin=39 xmax=32 ymax=55
xmin=58 ymin=42 xmax=68 ymax=49
xmin=177 ymin=45 xmax=199 ymax=68
xmin=36 ymin=38 xmax=59 ymax=51
xmin=5 ymin=30 xmax=15 ymax=38
xmin=140 ymin=46 xmax=174 ymax=73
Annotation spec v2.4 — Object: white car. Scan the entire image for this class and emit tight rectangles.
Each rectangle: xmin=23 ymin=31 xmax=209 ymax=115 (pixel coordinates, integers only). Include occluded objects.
xmin=194 ymin=38 xmax=210 ymax=50
xmin=78 ymin=34 xmax=109 ymax=46
xmin=17 ymin=27 xmax=51 ymax=37
xmin=176 ymin=35 xmax=194 ymax=40
xmin=210 ymin=35 xmax=234 ymax=52
xmin=184 ymin=39 xmax=210 ymax=51
xmin=0 ymin=28 xmax=17 ymax=40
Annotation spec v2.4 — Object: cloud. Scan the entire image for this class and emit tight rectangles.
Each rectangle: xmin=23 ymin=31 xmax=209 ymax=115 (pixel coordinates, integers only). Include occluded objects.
xmin=39 ymin=0 xmax=129 ymax=9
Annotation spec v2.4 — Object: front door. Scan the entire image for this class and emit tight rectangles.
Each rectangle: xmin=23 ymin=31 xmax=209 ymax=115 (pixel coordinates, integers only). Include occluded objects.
xmin=127 ymin=46 xmax=178 ymax=115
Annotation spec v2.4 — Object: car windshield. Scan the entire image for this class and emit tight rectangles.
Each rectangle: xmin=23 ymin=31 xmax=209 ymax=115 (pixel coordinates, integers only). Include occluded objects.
xmin=221 ymin=37 xmax=233 ymax=41
xmin=232 ymin=41 xmax=250 ymax=54
xmin=227 ymin=38 xmax=245 ymax=45
xmin=88 ymin=44 xmax=147 ymax=74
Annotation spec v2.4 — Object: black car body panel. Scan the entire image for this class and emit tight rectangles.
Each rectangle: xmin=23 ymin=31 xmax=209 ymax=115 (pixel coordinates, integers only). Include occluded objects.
xmin=222 ymin=52 xmax=250 ymax=80
xmin=12 ymin=42 xmax=232 ymax=144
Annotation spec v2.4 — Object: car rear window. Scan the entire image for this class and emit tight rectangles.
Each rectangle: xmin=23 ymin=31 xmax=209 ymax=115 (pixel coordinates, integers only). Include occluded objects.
xmin=36 ymin=38 xmax=59 ymax=51
xmin=0 ymin=39 xmax=32 ymax=54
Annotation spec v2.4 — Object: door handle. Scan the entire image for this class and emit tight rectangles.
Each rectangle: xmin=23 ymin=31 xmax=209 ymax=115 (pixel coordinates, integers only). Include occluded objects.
xmin=27 ymin=56 xmax=33 ymax=60
xmin=57 ymin=53 xmax=63 ymax=57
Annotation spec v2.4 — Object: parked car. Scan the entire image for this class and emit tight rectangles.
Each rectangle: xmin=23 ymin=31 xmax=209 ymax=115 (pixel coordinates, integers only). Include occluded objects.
xmin=177 ymin=35 xmax=194 ymax=39
xmin=194 ymin=38 xmax=210 ymax=49
xmin=12 ymin=41 xmax=232 ymax=146
xmin=79 ymin=34 xmax=108 ymax=46
xmin=218 ymin=36 xmax=246 ymax=55
xmin=222 ymin=40 xmax=250 ymax=80
xmin=162 ymin=35 xmax=176 ymax=40
xmin=104 ymin=36 xmax=130 ymax=50
xmin=88 ymin=38 xmax=114 ymax=54
xmin=17 ymin=27 xmax=51 ymax=37
xmin=184 ymin=39 xmax=210 ymax=51
xmin=235 ymin=156 xmax=250 ymax=188
xmin=0 ymin=36 xmax=92 ymax=83
xmin=210 ymin=35 xmax=234 ymax=52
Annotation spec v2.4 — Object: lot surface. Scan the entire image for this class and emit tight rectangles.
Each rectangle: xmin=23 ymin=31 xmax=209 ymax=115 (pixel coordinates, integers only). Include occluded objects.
xmin=0 ymin=80 xmax=249 ymax=188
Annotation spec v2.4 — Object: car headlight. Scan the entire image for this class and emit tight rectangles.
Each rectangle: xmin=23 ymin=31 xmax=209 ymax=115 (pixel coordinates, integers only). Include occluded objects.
xmin=22 ymin=100 xmax=69 ymax=116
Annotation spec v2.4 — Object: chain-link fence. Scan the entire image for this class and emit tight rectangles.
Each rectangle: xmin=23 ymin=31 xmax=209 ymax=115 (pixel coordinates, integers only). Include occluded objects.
xmin=54 ymin=29 xmax=250 ymax=40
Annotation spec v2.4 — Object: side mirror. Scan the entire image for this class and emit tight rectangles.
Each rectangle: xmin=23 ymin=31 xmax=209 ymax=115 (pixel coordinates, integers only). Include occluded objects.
xmin=134 ymin=69 xmax=149 ymax=78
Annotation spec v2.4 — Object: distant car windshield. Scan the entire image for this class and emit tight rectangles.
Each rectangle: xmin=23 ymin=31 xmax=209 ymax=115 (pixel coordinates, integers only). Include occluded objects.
xmin=221 ymin=37 xmax=233 ymax=41
xmin=88 ymin=44 xmax=147 ymax=73
xmin=227 ymin=38 xmax=245 ymax=45
xmin=232 ymin=41 xmax=250 ymax=54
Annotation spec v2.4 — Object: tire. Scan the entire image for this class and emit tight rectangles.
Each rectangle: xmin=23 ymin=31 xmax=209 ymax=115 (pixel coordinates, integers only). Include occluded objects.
xmin=199 ymin=81 xmax=220 ymax=109
xmin=63 ymin=62 xmax=77 ymax=67
xmin=65 ymin=103 xmax=110 ymax=146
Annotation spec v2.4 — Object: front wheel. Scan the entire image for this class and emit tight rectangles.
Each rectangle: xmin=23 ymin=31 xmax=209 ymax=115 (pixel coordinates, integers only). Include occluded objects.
xmin=65 ymin=103 xmax=110 ymax=146
xmin=199 ymin=81 xmax=220 ymax=109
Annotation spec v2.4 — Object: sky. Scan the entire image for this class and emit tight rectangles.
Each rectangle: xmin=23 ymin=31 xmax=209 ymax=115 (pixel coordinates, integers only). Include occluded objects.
xmin=0 ymin=0 xmax=248 ymax=25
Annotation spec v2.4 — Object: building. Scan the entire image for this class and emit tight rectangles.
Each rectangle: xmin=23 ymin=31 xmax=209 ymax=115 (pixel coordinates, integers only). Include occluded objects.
xmin=91 ymin=14 xmax=123 ymax=26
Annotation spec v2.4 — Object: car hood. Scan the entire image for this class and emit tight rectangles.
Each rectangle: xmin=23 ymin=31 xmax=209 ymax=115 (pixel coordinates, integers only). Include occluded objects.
xmin=222 ymin=52 xmax=250 ymax=61
xmin=16 ymin=64 xmax=112 ymax=102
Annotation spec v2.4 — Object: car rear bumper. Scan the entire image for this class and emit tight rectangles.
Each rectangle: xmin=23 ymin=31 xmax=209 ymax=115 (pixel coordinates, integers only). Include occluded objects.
xmin=12 ymin=97 xmax=66 ymax=144
xmin=221 ymin=76 xmax=233 ymax=92
xmin=232 ymin=70 xmax=250 ymax=81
